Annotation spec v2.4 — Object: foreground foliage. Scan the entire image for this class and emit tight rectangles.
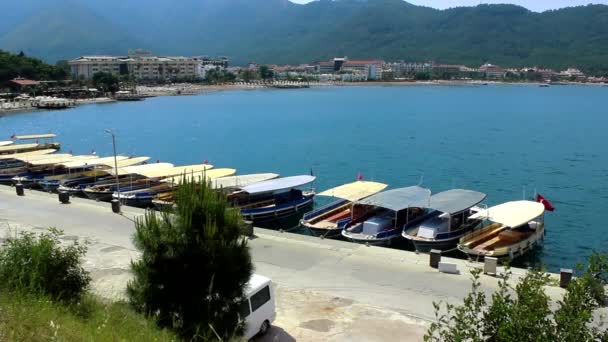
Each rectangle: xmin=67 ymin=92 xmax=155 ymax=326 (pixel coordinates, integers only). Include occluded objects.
xmin=127 ymin=176 xmax=253 ymax=341
xmin=0 ymin=228 xmax=90 ymax=302
xmin=425 ymin=252 xmax=608 ymax=341
xmin=0 ymin=289 xmax=176 ymax=341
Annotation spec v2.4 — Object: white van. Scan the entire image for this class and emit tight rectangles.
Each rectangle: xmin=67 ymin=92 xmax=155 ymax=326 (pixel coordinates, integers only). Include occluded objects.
xmin=239 ymin=274 xmax=276 ymax=340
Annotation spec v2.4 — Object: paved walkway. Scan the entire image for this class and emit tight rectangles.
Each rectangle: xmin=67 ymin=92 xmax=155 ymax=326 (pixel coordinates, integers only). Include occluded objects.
xmin=0 ymin=185 xmax=566 ymax=341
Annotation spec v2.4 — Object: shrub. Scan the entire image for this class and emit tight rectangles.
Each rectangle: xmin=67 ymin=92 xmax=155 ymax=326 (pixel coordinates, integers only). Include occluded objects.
xmin=0 ymin=228 xmax=91 ymax=302
xmin=425 ymin=252 xmax=608 ymax=341
xmin=127 ymin=176 xmax=253 ymax=341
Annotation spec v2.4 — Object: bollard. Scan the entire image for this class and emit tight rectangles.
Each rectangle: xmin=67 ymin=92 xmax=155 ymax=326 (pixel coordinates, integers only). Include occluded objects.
xmin=111 ymin=199 xmax=121 ymax=214
xmin=15 ymin=183 xmax=24 ymax=196
xmin=58 ymin=191 xmax=70 ymax=204
xmin=240 ymin=220 xmax=254 ymax=237
xmin=430 ymin=249 xmax=441 ymax=268
xmin=484 ymin=257 xmax=498 ymax=275
xmin=560 ymin=268 xmax=573 ymax=288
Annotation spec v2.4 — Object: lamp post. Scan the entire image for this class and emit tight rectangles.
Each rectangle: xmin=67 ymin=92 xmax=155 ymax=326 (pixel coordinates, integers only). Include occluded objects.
xmin=105 ymin=129 xmax=121 ymax=213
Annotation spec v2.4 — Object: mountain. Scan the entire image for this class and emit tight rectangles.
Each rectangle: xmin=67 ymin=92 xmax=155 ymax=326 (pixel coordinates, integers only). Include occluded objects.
xmin=1 ymin=0 xmax=608 ymax=73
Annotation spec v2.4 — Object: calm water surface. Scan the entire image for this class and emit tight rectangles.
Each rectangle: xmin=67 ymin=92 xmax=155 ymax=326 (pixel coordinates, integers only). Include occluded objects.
xmin=1 ymin=84 xmax=607 ymax=271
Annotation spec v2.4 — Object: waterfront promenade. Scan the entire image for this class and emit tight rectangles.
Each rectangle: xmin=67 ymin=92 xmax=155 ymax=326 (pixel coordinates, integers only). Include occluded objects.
xmin=0 ymin=185 xmax=567 ymax=341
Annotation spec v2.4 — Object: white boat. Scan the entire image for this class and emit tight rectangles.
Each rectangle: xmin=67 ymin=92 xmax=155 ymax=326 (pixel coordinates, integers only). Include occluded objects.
xmin=341 ymin=186 xmax=431 ymax=245
xmin=0 ymin=141 xmax=13 ymax=147
xmin=210 ymin=173 xmax=280 ymax=190
xmin=402 ymin=189 xmax=487 ymax=252
xmin=457 ymin=200 xmax=546 ymax=260
xmin=300 ymin=180 xmax=388 ymax=238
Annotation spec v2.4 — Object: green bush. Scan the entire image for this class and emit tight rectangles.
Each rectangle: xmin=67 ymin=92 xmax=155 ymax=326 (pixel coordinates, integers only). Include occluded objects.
xmin=425 ymin=252 xmax=608 ymax=341
xmin=0 ymin=228 xmax=91 ymax=302
xmin=127 ymin=176 xmax=253 ymax=341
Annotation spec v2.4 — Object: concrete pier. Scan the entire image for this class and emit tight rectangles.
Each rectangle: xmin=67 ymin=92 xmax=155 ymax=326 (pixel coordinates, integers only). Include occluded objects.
xmin=0 ymin=185 xmax=567 ymax=341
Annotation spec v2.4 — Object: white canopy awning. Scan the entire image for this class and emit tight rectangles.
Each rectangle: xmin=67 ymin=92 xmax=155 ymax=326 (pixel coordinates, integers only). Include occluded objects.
xmin=318 ymin=180 xmax=387 ymax=202
xmin=469 ymin=200 xmax=545 ymax=228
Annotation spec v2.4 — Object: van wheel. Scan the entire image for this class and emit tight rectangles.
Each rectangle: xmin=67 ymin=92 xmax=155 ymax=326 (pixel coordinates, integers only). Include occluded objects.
xmin=259 ymin=320 xmax=270 ymax=336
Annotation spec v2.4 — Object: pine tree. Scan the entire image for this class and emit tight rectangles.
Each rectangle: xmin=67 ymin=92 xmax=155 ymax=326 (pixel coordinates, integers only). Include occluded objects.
xmin=127 ymin=176 xmax=253 ymax=341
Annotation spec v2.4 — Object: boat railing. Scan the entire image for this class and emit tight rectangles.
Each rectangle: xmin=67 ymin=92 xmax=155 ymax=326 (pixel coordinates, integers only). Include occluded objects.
xmin=302 ymin=199 xmax=348 ymax=221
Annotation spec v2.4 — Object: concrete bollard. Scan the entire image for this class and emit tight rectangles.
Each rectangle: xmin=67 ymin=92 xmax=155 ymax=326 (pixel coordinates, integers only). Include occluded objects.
xmin=240 ymin=220 xmax=254 ymax=237
xmin=430 ymin=249 xmax=441 ymax=268
xmin=111 ymin=199 xmax=121 ymax=214
xmin=15 ymin=183 xmax=24 ymax=196
xmin=58 ymin=191 xmax=70 ymax=204
xmin=484 ymin=257 xmax=498 ymax=275
xmin=560 ymin=268 xmax=574 ymax=288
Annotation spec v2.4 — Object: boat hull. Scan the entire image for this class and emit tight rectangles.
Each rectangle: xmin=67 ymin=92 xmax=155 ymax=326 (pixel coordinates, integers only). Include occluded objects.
xmin=241 ymin=195 xmax=314 ymax=229
xmin=302 ymin=225 xmax=343 ymax=239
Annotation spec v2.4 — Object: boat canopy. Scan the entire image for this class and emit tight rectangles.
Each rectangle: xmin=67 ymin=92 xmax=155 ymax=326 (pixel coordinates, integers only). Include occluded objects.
xmin=114 ymin=156 xmax=150 ymax=168
xmin=17 ymin=153 xmax=73 ymax=162
xmin=240 ymin=175 xmax=316 ymax=195
xmin=164 ymin=168 xmax=237 ymax=184
xmin=111 ymin=162 xmax=174 ymax=176
xmin=0 ymin=143 xmax=41 ymax=153
xmin=356 ymin=186 xmax=431 ymax=212
xmin=140 ymin=164 xmax=214 ymax=178
xmin=429 ymin=189 xmax=487 ymax=214
xmin=469 ymin=200 xmax=545 ymax=228
xmin=0 ymin=141 xmax=13 ymax=147
xmin=27 ymin=155 xmax=98 ymax=166
xmin=12 ymin=133 xmax=57 ymax=140
xmin=318 ymin=180 xmax=388 ymax=202
xmin=0 ymin=149 xmax=57 ymax=160
xmin=59 ymin=156 xmax=129 ymax=168
xmin=210 ymin=173 xmax=279 ymax=189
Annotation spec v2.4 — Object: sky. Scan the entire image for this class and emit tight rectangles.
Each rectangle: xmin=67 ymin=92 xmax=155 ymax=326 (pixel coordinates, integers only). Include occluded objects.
xmin=289 ymin=0 xmax=608 ymax=12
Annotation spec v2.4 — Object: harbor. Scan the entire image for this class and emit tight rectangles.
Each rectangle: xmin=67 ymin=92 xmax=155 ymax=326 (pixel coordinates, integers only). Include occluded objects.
xmin=0 ymin=184 xmax=573 ymax=341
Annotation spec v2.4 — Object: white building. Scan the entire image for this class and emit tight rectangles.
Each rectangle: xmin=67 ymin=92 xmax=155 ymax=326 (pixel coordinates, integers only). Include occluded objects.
xmin=69 ymin=54 xmax=228 ymax=81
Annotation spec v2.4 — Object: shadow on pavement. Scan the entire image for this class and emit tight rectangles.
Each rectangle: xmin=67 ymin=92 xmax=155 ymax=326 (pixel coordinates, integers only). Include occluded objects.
xmin=252 ymin=325 xmax=296 ymax=342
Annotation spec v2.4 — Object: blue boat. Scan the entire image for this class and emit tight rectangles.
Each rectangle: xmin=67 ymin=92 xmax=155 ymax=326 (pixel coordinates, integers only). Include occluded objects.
xmin=230 ymin=175 xmax=316 ymax=228
xmin=341 ymin=186 xmax=431 ymax=246
xmin=401 ymin=189 xmax=487 ymax=252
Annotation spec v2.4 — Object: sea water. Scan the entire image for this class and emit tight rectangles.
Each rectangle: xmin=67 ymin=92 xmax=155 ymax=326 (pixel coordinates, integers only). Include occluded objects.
xmin=1 ymin=84 xmax=606 ymax=271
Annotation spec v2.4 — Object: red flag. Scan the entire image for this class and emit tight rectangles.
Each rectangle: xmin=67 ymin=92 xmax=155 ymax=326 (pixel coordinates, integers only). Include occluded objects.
xmin=536 ymin=194 xmax=555 ymax=212
xmin=357 ymin=172 xmax=363 ymax=181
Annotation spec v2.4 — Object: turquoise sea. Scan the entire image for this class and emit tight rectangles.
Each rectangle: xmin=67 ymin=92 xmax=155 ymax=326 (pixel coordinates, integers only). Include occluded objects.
xmin=1 ymin=84 xmax=607 ymax=271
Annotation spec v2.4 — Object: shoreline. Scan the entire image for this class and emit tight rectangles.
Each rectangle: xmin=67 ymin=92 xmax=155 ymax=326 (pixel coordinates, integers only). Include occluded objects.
xmin=2 ymin=80 xmax=605 ymax=117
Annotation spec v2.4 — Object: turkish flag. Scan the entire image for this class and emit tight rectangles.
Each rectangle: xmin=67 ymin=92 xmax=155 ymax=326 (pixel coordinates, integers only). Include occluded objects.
xmin=536 ymin=194 xmax=555 ymax=212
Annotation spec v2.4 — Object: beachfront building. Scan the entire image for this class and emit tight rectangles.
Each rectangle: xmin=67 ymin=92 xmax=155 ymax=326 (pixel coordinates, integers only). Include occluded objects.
xmin=68 ymin=53 xmax=229 ymax=81
xmin=479 ymin=63 xmax=506 ymax=79
xmin=314 ymin=57 xmax=385 ymax=80
xmin=559 ymin=68 xmax=586 ymax=81
xmin=387 ymin=61 xmax=432 ymax=76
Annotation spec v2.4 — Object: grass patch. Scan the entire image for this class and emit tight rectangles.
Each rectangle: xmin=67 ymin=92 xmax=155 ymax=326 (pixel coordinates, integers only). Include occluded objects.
xmin=0 ymin=289 xmax=177 ymax=341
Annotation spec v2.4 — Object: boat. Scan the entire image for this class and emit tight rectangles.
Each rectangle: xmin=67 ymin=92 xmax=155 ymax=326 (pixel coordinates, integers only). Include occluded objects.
xmin=0 ymin=149 xmax=58 ymax=160
xmin=10 ymin=155 xmax=99 ymax=187
xmin=117 ymin=168 xmax=237 ymax=208
xmin=300 ymin=180 xmax=387 ymax=238
xmin=0 ymin=134 xmax=61 ymax=155
xmin=457 ymin=200 xmax=546 ymax=261
xmin=0 ymin=141 xmax=13 ymax=147
xmin=341 ymin=186 xmax=431 ymax=246
xmin=152 ymin=172 xmax=278 ymax=210
xmin=401 ymin=189 xmax=487 ymax=252
xmin=229 ymin=175 xmax=316 ymax=228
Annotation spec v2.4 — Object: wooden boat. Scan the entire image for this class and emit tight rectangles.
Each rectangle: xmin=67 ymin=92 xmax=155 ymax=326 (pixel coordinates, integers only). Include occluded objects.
xmin=457 ymin=200 xmax=546 ymax=261
xmin=151 ymin=172 xmax=276 ymax=210
xmin=116 ymin=168 xmax=237 ymax=208
xmin=341 ymin=186 xmax=431 ymax=246
xmin=10 ymin=155 xmax=98 ymax=187
xmin=0 ymin=134 xmax=60 ymax=155
xmin=402 ymin=189 xmax=487 ymax=252
xmin=300 ymin=180 xmax=387 ymax=238
xmin=229 ymin=175 xmax=316 ymax=228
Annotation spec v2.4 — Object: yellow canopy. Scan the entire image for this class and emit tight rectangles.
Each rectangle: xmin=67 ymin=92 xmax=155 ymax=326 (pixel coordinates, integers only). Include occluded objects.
xmin=115 ymin=156 xmax=150 ymax=168
xmin=318 ymin=180 xmax=388 ymax=202
xmin=12 ymin=133 xmax=57 ymax=140
xmin=28 ymin=155 xmax=98 ymax=166
xmin=59 ymin=156 xmax=129 ymax=168
xmin=469 ymin=200 xmax=545 ymax=228
xmin=164 ymin=168 xmax=237 ymax=184
xmin=0 ymin=143 xmax=40 ymax=153
xmin=141 ymin=164 xmax=215 ymax=178
xmin=111 ymin=163 xmax=175 ymax=176
xmin=0 ymin=149 xmax=57 ymax=160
